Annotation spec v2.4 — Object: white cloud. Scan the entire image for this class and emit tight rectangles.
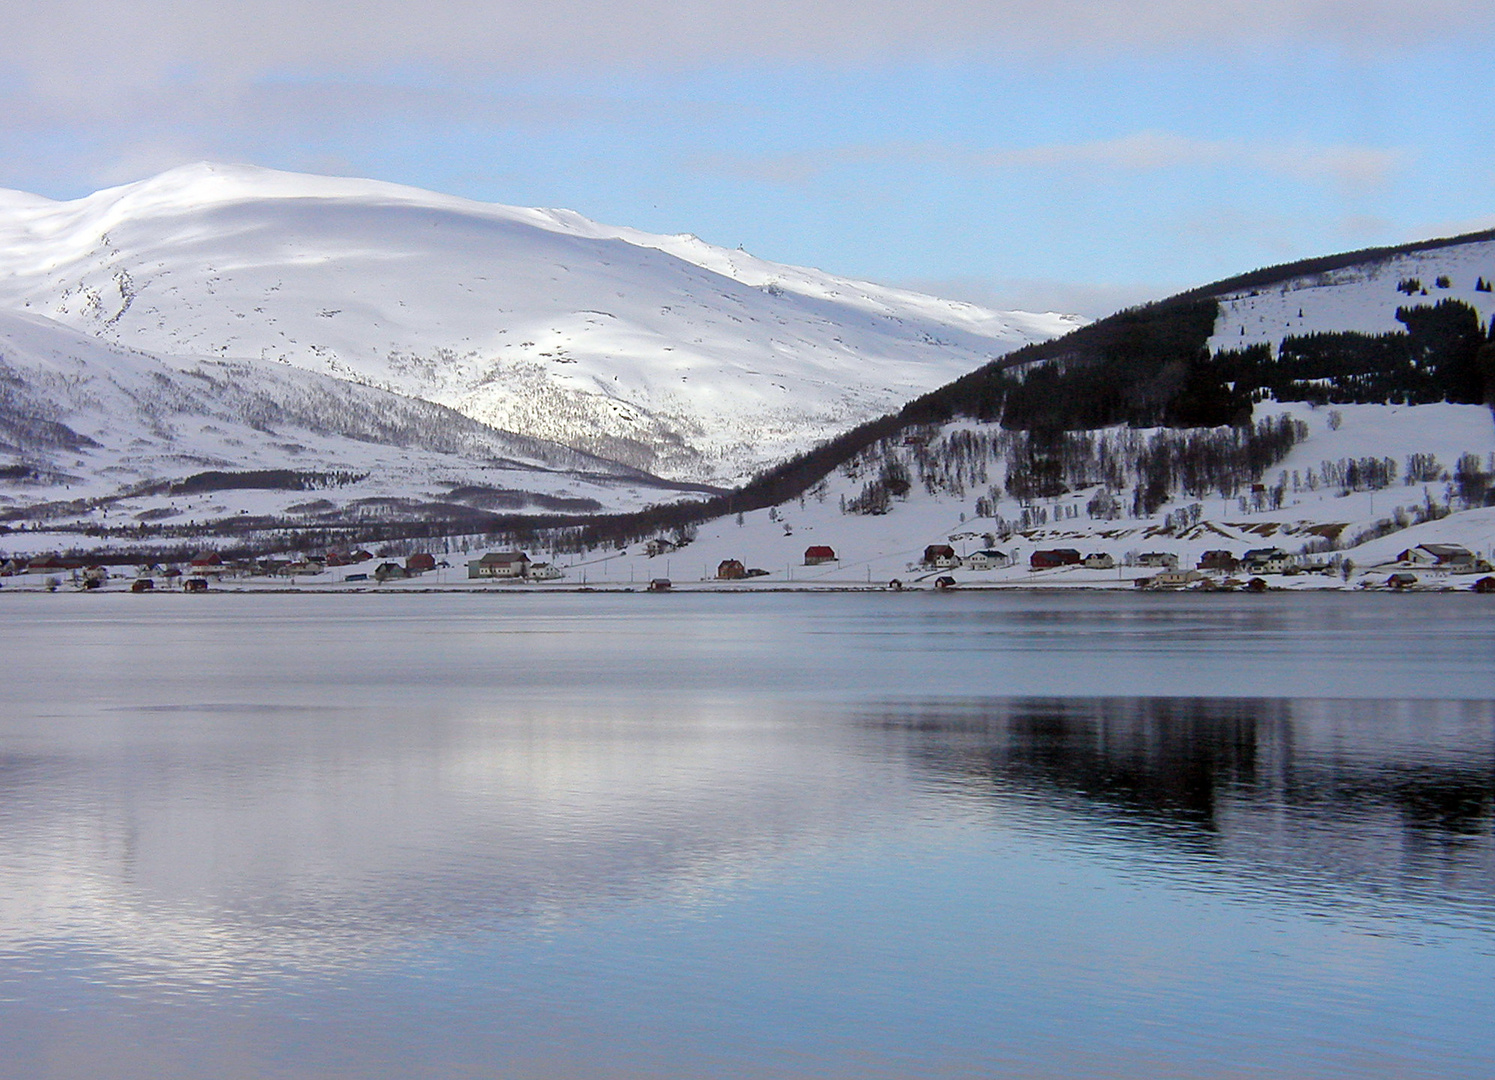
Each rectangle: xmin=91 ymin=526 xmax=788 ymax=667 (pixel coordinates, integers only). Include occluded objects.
xmin=3 ymin=0 xmax=1492 ymax=116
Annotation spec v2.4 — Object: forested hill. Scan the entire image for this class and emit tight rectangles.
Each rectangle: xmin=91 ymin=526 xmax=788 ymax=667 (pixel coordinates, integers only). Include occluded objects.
xmin=568 ymin=228 xmax=1495 ymax=545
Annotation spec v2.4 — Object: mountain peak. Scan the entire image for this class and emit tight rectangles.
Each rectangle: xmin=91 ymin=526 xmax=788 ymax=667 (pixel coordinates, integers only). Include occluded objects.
xmin=0 ymin=164 xmax=1081 ymax=484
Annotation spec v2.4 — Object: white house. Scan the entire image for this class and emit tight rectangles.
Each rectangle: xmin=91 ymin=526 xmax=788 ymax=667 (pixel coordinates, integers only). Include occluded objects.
xmin=1145 ymin=569 xmax=1205 ymax=589
xmin=527 ymin=562 xmax=564 ymax=581
xmin=963 ymin=549 xmax=1008 ymax=571
xmin=1241 ymin=548 xmax=1291 ymax=574
xmin=468 ymin=551 xmax=531 ymax=579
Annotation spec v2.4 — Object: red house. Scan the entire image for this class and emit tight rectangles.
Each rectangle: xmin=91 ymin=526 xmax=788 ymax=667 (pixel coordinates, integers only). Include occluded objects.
xmin=804 ymin=545 xmax=837 ymax=565
xmin=717 ymin=559 xmax=747 ymax=580
xmin=1197 ymin=550 xmax=1239 ymax=573
xmin=1030 ymin=549 xmax=1081 ymax=570
xmin=406 ymin=552 xmax=437 ymax=573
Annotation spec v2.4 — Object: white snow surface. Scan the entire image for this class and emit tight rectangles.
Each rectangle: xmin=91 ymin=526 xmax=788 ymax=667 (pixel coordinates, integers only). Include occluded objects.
xmin=0 ymin=307 xmax=704 ymax=528
xmin=1208 ymin=238 xmax=1495 ymax=354
xmin=0 ymin=163 xmax=1081 ymax=484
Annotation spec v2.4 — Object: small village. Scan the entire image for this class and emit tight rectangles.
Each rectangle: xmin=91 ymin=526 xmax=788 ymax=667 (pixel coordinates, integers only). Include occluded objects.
xmin=3 ymin=537 xmax=1492 ymax=594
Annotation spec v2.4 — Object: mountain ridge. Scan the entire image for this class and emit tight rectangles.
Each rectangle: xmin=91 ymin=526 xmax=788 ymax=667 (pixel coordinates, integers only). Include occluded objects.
xmin=0 ymin=162 xmax=1081 ymax=485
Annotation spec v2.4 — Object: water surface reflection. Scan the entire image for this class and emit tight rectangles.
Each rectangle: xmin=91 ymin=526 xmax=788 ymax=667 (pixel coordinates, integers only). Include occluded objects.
xmin=1 ymin=593 xmax=1492 ymax=1078
xmin=869 ymin=696 xmax=1495 ymax=921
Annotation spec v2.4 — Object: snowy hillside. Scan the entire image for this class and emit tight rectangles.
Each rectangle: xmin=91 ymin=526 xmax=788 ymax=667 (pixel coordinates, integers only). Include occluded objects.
xmin=1208 ymin=236 xmax=1495 ymax=354
xmin=0 ymin=163 xmax=1080 ymax=484
xmin=0 ymin=309 xmax=707 ymax=536
xmin=522 ymin=401 xmax=1495 ymax=592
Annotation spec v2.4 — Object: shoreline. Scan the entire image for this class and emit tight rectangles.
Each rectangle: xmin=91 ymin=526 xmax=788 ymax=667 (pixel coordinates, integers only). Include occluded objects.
xmin=2 ymin=576 xmax=1490 ymax=596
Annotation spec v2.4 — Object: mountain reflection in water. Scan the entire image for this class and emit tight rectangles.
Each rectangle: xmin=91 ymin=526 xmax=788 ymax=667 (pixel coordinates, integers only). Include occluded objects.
xmin=872 ymin=696 xmax=1495 ymax=914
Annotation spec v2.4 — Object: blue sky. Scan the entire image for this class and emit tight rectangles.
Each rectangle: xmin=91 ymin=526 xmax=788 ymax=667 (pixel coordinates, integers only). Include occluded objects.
xmin=4 ymin=2 xmax=1494 ymax=316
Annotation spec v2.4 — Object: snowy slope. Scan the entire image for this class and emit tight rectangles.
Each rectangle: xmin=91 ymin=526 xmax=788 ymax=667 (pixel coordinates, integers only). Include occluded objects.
xmin=0 ymin=308 xmax=706 ymax=533
xmin=538 ymin=402 xmax=1495 ymax=591
xmin=0 ymin=163 xmax=1081 ymax=484
xmin=1207 ymin=237 xmax=1495 ymax=354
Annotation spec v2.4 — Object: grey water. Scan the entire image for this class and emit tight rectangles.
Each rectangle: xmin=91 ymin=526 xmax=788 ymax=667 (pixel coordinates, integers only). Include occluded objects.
xmin=1 ymin=590 xmax=1493 ymax=1079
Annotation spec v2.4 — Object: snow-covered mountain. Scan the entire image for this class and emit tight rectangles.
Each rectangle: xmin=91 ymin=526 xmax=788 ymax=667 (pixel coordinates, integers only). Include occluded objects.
xmin=0 ymin=307 xmax=709 ymax=534
xmin=0 ymin=163 xmax=1081 ymax=484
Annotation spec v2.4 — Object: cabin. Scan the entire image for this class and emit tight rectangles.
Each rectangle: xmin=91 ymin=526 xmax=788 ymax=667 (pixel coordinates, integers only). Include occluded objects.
xmin=1242 ymin=548 xmax=1291 ymax=574
xmin=468 ymin=551 xmax=530 ymax=579
xmin=1082 ymin=553 xmax=1115 ymax=570
xmin=717 ymin=559 xmax=747 ymax=580
xmin=933 ymin=576 xmax=957 ymax=590
xmin=1473 ymin=576 xmax=1495 ymax=593
xmin=645 ymin=538 xmax=677 ymax=557
xmin=1146 ymin=569 xmax=1205 ymax=589
xmin=963 ymin=550 xmax=1008 ymax=571
xmin=130 ymin=578 xmax=154 ymax=592
xmin=405 ymin=552 xmax=437 ymax=573
xmin=183 ymin=577 xmax=208 ymax=592
xmin=1030 ymin=548 xmax=1081 ymax=570
xmin=1398 ymin=543 xmax=1475 ymax=569
xmin=1386 ymin=572 xmax=1419 ymax=590
xmin=1136 ymin=552 xmax=1178 ymax=570
xmin=1198 ymin=550 xmax=1239 ymax=573
xmin=648 ymin=578 xmax=672 ymax=592
xmin=803 ymin=545 xmax=837 ymax=565
xmin=921 ymin=544 xmax=957 ymax=568
xmin=374 ymin=562 xmax=411 ymax=582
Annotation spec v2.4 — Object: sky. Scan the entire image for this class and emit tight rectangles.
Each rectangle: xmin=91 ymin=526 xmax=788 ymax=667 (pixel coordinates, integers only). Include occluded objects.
xmin=3 ymin=1 xmax=1494 ymax=318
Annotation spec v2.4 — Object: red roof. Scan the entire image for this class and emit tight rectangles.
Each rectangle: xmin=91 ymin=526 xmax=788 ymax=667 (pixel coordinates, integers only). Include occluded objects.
xmin=804 ymin=546 xmax=835 ymax=558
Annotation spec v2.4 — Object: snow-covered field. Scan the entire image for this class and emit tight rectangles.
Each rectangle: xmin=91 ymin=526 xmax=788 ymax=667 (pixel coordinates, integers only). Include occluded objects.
xmin=0 ymin=163 xmax=1079 ymax=484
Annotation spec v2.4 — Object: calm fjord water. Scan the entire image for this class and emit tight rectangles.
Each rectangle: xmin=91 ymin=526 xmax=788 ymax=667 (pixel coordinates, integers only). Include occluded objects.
xmin=1 ymin=591 xmax=1492 ymax=1079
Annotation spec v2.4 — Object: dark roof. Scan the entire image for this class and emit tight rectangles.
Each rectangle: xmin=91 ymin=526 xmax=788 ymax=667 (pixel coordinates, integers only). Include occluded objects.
xmin=1417 ymin=543 xmax=1472 ymax=557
